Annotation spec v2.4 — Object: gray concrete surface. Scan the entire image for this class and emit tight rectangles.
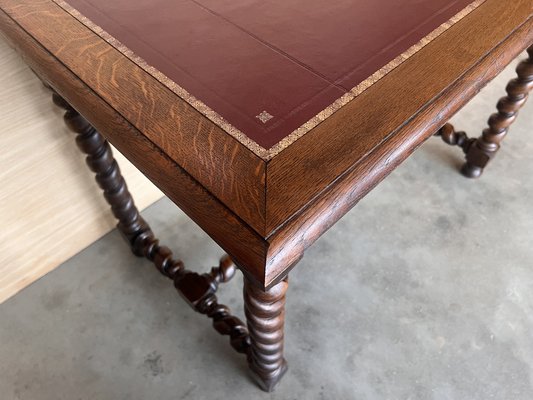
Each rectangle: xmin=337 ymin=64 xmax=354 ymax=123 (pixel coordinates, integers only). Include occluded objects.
xmin=1 ymin=56 xmax=533 ymax=400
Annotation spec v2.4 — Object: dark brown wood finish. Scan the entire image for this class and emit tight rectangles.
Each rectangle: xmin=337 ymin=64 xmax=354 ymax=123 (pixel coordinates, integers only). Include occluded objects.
xmin=436 ymin=123 xmax=475 ymax=155
xmin=263 ymin=20 xmax=533 ymax=287
xmin=0 ymin=0 xmax=268 ymax=235
xmin=463 ymin=46 xmax=533 ymax=177
xmin=1 ymin=0 xmax=531 ymax=289
xmin=437 ymin=46 xmax=533 ymax=177
xmin=2 ymin=0 xmax=533 ymax=392
xmin=52 ymin=91 xmax=254 ymax=354
xmin=244 ymin=277 xmax=289 ymax=392
xmin=51 ymin=92 xmax=149 ymax=251
xmin=265 ymin=0 xmax=533 ymax=234
xmin=53 ymin=88 xmax=291 ymax=390
xmin=1 ymin=0 xmax=531 ymax=240
xmin=0 ymin=8 xmax=276 ymax=287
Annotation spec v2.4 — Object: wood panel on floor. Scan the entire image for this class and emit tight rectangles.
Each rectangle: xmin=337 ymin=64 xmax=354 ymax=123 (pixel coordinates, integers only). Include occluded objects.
xmin=0 ymin=37 xmax=164 ymax=304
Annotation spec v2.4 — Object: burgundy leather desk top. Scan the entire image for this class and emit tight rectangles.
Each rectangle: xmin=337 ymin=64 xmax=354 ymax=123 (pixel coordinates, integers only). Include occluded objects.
xmin=56 ymin=0 xmax=482 ymax=155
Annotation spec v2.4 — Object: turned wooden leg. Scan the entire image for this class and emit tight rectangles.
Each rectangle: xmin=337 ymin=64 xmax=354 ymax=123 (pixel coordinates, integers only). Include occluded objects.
xmin=437 ymin=47 xmax=533 ymax=178
xmin=51 ymin=92 xmax=251 ymax=354
xmin=52 ymin=92 xmax=252 ymax=355
xmin=51 ymin=92 xmax=149 ymax=255
xmin=464 ymin=47 xmax=533 ymax=177
xmin=244 ymin=277 xmax=289 ymax=392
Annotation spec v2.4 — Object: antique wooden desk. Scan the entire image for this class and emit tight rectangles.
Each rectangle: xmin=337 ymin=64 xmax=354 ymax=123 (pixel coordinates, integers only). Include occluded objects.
xmin=1 ymin=0 xmax=531 ymax=392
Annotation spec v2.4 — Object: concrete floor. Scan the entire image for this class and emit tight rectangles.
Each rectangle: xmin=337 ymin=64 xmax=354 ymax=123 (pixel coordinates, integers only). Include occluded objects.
xmin=1 ymin=57 xmax=533 ymax=400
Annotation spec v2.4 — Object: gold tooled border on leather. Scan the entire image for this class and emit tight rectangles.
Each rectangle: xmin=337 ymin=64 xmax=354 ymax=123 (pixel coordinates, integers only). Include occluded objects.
xmin=52 ymin=0 xmax=486 ymax=159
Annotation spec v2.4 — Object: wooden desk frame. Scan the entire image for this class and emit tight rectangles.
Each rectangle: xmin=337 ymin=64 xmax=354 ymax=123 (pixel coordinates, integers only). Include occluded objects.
xmin=1 ymin=0 xmax=531 ymax=392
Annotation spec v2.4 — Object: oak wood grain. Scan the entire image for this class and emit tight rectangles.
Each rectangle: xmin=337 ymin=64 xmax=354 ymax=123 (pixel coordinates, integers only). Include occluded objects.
xmin=0 ymin=7 xmax=271 ymax=286
xmin=263 ymin=19 xmax=533 ymax=287
xmin=0 ymin=0 xmax=267 ymax=235
xmin=1 ymin=0 xmax=531 ymax=289
xmin=265 ymin=0 xmax=533 ymax=233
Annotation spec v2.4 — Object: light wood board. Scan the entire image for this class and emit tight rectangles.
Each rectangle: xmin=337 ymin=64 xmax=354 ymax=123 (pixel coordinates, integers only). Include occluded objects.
xmin=0 ymin=37 xmax=164 ymax=304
